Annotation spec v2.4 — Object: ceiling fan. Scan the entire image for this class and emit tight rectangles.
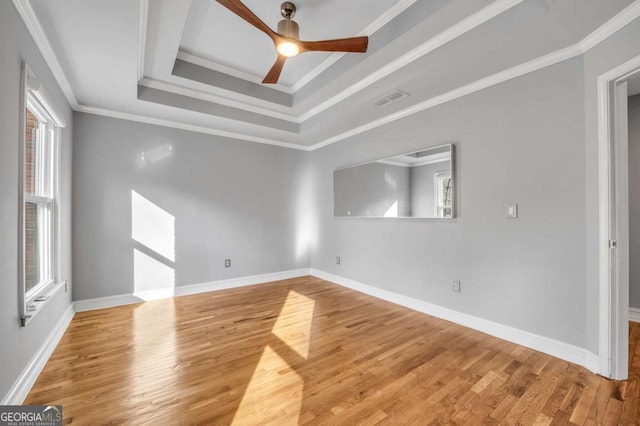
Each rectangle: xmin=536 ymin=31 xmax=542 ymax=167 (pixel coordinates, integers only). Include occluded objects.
xmin=215 ymin=0 xmax=369 ymax=84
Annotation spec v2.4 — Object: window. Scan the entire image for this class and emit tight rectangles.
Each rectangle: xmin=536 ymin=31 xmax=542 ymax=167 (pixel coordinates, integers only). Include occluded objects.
xmin=435 ymin=172 xmax=453 ymax=218
xmin=19 ymin=65 xmax=65 ymax=325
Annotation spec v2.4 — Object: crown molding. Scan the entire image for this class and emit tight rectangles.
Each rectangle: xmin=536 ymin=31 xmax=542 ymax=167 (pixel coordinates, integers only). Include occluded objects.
xmin=137 ymin=0 xmax=148 ymax=82
xmin=579 ymin=0 xmax=640 ymax=53
xmin=14 ymin=0 xmax=640 ymax=153
xmin=11 ymin=0 xmax=79 ymax=109
xmin=307 ymin=44 xmax=583 ymax=150
xmin=304 ymin=0 xmax=640 ymax=150
xmin=170 ymin=0 xmax=526 ymax=126
xmin=298 ymin=0 xmax=526 ymax=123
xmin=140 ymin=77 xmax=300 ymax=123
xmin=176 ymin=51 xmax=296 ymax=94
xmin=75 ymin=104 xmax=311 ymax=151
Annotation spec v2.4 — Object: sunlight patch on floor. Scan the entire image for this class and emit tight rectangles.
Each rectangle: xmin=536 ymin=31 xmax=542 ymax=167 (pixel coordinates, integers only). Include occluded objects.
xmin=272 ymin=290 xmax=316 ymax=359
xmin=231 ymin=345 xmax=303 ymax=425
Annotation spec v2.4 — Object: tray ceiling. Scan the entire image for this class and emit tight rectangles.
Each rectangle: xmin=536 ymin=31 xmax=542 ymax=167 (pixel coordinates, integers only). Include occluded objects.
xmin=180 ymin=0 xmax=400 ymax=89
xmin=22 ymin=0 xmax=639 ymax=150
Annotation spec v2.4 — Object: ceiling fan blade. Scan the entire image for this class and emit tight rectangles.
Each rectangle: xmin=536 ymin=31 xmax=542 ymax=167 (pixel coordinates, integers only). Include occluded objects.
xmin=216 ymin=0 xmax=276 ymax=40
xmin=263 ymin=55 xmax=287 ymax=84
xmin=299 ymin=36 xmax=369 ymax=53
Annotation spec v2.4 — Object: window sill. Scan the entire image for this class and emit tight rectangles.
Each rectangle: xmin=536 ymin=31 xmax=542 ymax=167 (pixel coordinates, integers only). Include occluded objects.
xmin=21 ymin=280 xmax=67 ymax=326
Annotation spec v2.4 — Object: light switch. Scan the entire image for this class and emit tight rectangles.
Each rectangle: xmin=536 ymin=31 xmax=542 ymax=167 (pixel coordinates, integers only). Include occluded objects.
xmin=507 ymin=203 xmax=518 ymax=219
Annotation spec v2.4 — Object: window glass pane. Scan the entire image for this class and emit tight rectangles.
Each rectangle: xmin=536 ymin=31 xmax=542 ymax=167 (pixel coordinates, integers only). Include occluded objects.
xmin=25 ymin=108 xmax=38 ymax=195
xmin=25 ymin=202 xmax=40 ymax=292
xmin=442 ymin=177 xmax=452 ymax=207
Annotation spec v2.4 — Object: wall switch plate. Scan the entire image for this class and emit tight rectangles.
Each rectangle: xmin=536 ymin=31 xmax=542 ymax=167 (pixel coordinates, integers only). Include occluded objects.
xmin=506 ymin=203 xmax=518 ymax=219
xmin=225 ymin=259 xmax=231 ymax=268
xmin=452 ymin=280 xmax=461 ymax=293
xmin=336 ymin=256 xmax=341 ymax=265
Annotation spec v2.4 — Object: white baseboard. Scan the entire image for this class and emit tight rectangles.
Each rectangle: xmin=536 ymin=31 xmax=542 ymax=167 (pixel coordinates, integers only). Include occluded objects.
xmin=5 ymin=268 xmax=601 ymax=406
xmin=1 ymin=304 xmax=75 ymax=405
xmin=310 ymin=269 xmax=600 ymax=374
xmin=73 ymin=293 xmax=143 ymax=312
xmin=74 ymin=268 xmax=311 ymax=312
xmin=4 ymin=269 xmax=311 ymax=403
xmin=630 ymin=307 xmax=640 ymax=323
xmin=173 ymin=268 xmax=311 ymax=297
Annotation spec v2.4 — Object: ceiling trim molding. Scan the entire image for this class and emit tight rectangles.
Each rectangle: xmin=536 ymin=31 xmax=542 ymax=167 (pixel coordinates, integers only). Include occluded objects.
xmin=76 ymin=104 xmax=311 ymax=152
xmin=140 ymin=78 xmax=300 ymax=123
xmin=172 ymin=0 xmax=526 ymax=124
xmin=15 ymin=0 xmax=640 ymax=152
xmin=378 ymin=152 xmax=449 ymax=168
xmin=290 ymin=0 xmax=419 ymax=93
xmin=579 ymin=0 xmax=640 ymax=52
xmin=308 ymin=45 xmax=584 ymax=150
xmin=177 ymin=51 xmax=296 ymax=94
xmin=137 ymin=0 xmax=148 ymax=82
xmin=12 ymin=0 xmax=79 ymax=108
xmin=306 ymin=0 xmax=640 ymax=151
xmin=177 ymin=0 xmax=419 ymax=95
xmin=297 ymin=0 xmax=526 ymax=123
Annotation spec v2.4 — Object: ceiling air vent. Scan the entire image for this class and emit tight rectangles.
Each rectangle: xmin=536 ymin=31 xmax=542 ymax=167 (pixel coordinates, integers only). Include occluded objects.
xmin=374 ymin=90 xmax=409 ymax=107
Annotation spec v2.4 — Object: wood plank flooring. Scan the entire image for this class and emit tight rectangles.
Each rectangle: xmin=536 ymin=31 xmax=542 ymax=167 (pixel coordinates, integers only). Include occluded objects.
xmin=26 ymin=276 xmax=640 ymax=425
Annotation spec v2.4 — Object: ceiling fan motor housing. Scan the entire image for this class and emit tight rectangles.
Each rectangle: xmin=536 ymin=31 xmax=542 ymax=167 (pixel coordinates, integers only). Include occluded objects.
xmin=277 ymin=18 xmax=300 ymax=39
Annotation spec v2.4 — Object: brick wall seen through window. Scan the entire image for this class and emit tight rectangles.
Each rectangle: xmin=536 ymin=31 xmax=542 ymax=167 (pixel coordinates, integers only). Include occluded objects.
xmin=24 ymin=109 xmax=39 ymax=292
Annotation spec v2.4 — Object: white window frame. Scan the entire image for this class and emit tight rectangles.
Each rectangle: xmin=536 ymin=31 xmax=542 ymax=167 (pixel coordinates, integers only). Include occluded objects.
xmin=434 ymin=171 xmax=453 ymax=219
xmin=18 ymin=64 xmax=66 ymax=326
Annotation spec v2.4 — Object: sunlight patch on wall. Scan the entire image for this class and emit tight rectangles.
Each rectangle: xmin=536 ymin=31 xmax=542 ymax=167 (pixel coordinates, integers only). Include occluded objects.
xmin=231 ymin=345 xmax=303 ymax=425
xmin=294 ymin=166 xmax=318 ymax=262
xmin=131 ymin=190 xmax=176 ymax=300
xmin=272 ymin=290 xmax=315 ymax=359
xmin=133 ymin=248 xmax=175 ymax=300
xmin=131 ymin=190 xmax=175 ymax=262
xmin=384 ymin=200 xmax=398 ymax=217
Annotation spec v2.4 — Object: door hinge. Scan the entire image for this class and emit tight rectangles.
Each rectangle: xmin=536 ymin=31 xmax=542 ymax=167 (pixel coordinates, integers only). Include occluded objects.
xmin=609 ymin=239 xmax=618 ymax=249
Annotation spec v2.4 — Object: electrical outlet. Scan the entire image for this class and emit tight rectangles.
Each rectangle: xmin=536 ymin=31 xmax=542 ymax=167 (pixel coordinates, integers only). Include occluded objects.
xmin=225 ymin=259 xmax=231 ymax=268
xmin=336 ymin=256 xmax=341 ymax=265
xmin=452 ymin=280 xmax=461 ymax=293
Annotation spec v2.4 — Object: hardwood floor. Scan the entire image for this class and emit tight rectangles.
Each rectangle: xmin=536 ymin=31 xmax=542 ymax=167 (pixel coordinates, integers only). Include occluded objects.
xmin=26 ymin=276 xmax=640 ymax=425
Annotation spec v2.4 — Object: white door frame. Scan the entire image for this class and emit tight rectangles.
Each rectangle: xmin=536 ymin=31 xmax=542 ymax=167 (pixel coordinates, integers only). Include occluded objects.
xmin=597 ymin=54 xmax=640 ymax=379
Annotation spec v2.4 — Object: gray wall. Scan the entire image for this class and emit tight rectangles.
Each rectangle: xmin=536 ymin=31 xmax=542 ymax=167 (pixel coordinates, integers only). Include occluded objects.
xmin=310 ymin=58 xmax=588 ymax=348
xmin=72 ymin=113 xmax=310 ymax=300
xmin=630 ymin=95 xmax=640 ymax=309
xmin=0 ymin=2 xmax=73 ymax=400
xmin=410 ymin=161 xmax=451 ymax=217
xmin=334 ymin=162 xmax=411 ymax=217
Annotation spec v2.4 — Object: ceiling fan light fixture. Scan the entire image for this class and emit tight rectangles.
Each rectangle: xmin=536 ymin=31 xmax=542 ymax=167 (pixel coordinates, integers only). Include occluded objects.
xmin=277 ymin=41 xmax=300 ymax=57
xmin=276 ymin=16 xmax=300 ymax=57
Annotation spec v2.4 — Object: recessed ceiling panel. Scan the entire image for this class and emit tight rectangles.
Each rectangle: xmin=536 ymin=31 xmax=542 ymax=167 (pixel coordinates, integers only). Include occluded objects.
xmin=180 ymin=0 xmax=399 ymax=88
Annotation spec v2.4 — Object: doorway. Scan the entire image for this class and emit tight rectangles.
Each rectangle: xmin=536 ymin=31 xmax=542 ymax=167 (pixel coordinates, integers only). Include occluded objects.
xmin=597 ymin=55 xmax=640 ymax=380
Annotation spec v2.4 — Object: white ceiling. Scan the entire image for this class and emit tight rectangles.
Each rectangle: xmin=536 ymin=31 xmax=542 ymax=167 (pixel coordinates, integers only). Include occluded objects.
xmin=22 ymin=0 xmax=639 ymax=150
